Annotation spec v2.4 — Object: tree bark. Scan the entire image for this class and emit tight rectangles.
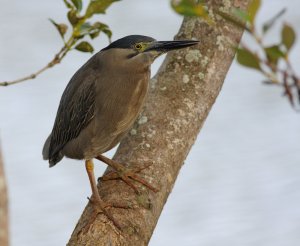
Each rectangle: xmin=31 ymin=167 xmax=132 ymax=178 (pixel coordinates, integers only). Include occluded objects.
xmin=68 ymin=1 xmax=249 ymax=245
xmin=0 ymin=146 xmax=9 ymax=246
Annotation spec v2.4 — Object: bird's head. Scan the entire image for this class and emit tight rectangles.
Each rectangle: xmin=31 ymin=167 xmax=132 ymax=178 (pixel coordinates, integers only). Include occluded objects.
xmin=101 ymin=35 xmax=199 ymax=67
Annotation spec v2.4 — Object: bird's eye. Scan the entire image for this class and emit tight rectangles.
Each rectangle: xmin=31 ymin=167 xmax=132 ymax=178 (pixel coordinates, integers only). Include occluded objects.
xmin=135 ymin=43 xmax=143 ymax=50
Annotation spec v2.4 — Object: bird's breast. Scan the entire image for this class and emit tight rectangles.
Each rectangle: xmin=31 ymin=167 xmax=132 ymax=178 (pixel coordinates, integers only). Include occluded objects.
xmin=112 ymin=75 xmax=149 ymax=136
xmin=91 ymin=72 xmax=150 ymax=153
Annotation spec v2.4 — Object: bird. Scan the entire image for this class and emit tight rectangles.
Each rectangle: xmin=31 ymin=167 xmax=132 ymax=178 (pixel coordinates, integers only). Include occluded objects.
xmin=42 ymin=35 xmax=198 ymax=227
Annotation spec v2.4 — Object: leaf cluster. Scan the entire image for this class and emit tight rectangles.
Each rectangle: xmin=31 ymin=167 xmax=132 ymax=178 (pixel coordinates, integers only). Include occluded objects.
xmin=172 ymin=0 xmax=299 ymax=109
xmin=50 ymin=0 xmax=119 ymax=53
xmin=227 ymin=0 xmax=298 ymax=108
xmin=0 ymin=0 xmax=119 ymax=86
xmin=171 ymin=0 xmax=213 ymax=24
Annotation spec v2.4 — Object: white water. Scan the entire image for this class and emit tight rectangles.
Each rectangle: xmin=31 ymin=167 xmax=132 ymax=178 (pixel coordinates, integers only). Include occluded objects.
xmin=0 ymin=0 xmax=299 ymax=245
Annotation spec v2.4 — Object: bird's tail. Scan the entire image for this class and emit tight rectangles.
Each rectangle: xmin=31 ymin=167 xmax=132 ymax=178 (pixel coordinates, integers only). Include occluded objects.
xmin=42 ymin=135 xmax=51 ymax=161
xmin=42 ymin=134 xmax=63 ymax=167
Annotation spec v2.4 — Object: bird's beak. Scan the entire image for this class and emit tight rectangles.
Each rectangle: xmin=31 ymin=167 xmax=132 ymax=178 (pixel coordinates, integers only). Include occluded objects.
xmin=144 ymin=40 xmax=199 ymax=53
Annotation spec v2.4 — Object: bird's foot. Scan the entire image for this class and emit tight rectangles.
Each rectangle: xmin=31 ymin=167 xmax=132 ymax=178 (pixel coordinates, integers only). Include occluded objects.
xmin=87 ymin=196 xmax=132 ymax=231
xmin=99 ymin=163 xmax=159 ymax=194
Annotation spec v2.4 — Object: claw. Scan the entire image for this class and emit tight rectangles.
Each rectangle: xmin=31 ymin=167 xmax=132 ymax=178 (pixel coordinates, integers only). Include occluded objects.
xmin=100 ymin=166 xmax=159 ymax=194
xmin=96 ymin=155 xmax=159 ymax=194
xmin=88 ymin=196 xmax=122 ymax=230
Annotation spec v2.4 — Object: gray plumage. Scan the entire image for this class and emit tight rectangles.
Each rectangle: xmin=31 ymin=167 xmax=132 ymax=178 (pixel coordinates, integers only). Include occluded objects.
xmin=43 ymin=59 xmax=96 ymax=165
xmin=43 ymin=35 xmax=199 ymax=167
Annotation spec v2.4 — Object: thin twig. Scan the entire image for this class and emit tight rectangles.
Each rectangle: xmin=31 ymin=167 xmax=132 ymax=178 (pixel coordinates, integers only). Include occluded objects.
xmin=0 ymin=36 xmax=74 ymax=87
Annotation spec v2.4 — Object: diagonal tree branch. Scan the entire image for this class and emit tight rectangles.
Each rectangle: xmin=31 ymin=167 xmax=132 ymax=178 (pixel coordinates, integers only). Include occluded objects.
xmin=68 ymin=1 xmax=250 ymax=245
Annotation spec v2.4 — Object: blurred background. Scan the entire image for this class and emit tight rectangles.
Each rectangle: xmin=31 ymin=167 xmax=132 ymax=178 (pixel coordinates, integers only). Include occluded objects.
xmin=0 ymin=0 xmax=299 ymax=245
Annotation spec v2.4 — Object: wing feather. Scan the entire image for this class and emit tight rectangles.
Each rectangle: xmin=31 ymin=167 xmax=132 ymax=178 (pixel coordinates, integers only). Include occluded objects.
xmin=47 ymin=64 xmax=96 ymax=165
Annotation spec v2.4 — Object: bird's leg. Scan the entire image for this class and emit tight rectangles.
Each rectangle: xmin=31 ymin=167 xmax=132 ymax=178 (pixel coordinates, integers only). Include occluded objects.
xmin=85 ymin=159 xmax=124 ymax=230
xmin=96 ymin=154 xmax=158 ymax=194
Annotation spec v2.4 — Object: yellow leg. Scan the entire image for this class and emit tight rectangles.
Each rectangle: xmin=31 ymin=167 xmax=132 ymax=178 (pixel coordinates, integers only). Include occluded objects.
xmin=85 ymin=159 xmax=122 ymax=230
xmin=85 ymin=159 xmax=102 ymax=202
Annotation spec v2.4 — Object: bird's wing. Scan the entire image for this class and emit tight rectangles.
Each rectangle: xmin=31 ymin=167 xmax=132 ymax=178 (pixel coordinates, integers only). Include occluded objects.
xmin=48 ymin=63 xmax=96 ymax=164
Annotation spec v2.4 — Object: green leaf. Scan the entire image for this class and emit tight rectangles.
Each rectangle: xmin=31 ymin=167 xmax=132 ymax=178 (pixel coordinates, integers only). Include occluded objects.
xmin=171 ymin=0 xmax=206 ymax=17
xmin=89 ymin=31 xmax=100 ymax=39
xmin=233 ymin=8 xmax=250 ymax=22
xmin=265 ymin=45 xmax=285 ymax=61
xmin=78 ymin=22 xmax=93 ymax=36
xmin=85 ymin=0 xmax=120 ymax=18
xmin=63 ymin=0 xmax=73 ymax=9
xmin=236 ymin=48 xmax=261 ymax=70
xmin=264 ymin=45 xmax=285 ymax=71
xmin=67 ymin=10 xmax=79 ymax=26
xmin=90 ymin=22 xmax=112 ymax=40
xmin=101 ymin=28 xmax=112 ymax=41
xmin=281 ymin=23 xmax=296 ymax=51
xmin=217 ymin=9 xmax=247 ymax=30
xmin=49 ymin=19 xmax=68 ymax=39
xmin=248 ymin=0 xmax=261 ymax=24
xmin=71 ymin=0 xmax=82 ymax=12
xmin=73 ymin=21 xmax=112 ymax=41
xmin=262 ymin=8 xmax=286 ymax=34
xmin=75 ymin=41 xmax=94 ymax=53
xmin=171 ymin=0 xmax=213 ymax=24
